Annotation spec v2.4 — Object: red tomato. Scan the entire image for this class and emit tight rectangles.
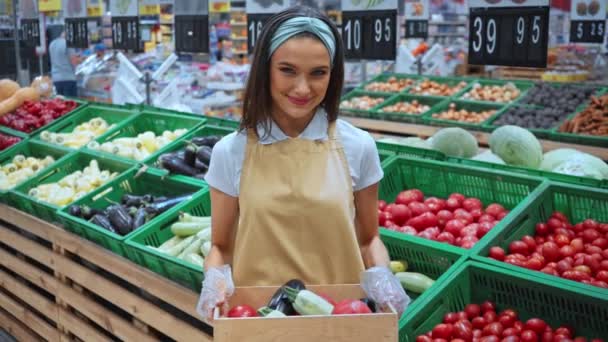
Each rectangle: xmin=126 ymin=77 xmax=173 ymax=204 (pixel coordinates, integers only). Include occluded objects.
xmin=560 ymin=245 xmax=576 ymax=258
xmin=585 ymin=245 xmax=603 ymax=255
xmin=457 ymin=311 xmax=469 ymax=322
xmin=502 ymin=327 xmax=519 ymax=337
xmin=483 ymin=322 xmax=504 ymax=337
xmin=432 ymin=339 xmax=448 ymax=342
xmin=390 ymin=204 xmax=412 ymax=225
xmin=535 ymin=223 xmax=550 ymax=236
xmin=443 ymin=312 xmax=459 ymax=324
xmin=378 ymin=200 xmax=387 ymax=211
xmin=573 ymin=338 xmax=587 ymax=342
xmin=445 ymin=219 xmax=466 ymax=237
xmin=499 ymin=309 xmax=518 ymax=319
xmin=463 ymin=198 xmax=483 ymax=211
xmin=498 ymin=314 xmax=516 ymax=328
xmin=485 ymin=203 xmax=506 ymax=217
xmin=521 ymin=330 xmax=539 ymax=342
xmin=436 ymin=232 xmax=456 ymax=245
xmin=450 ymin=193 xmax=466 ymax=202
xmin=554 ymin=234 xmax=571 ymax=247
xmin=479 ymin=214 xmax=497 ymax=223
xmin=476 ymin=222 xmax=496 ymax=238
xmin=416 ymin=336 xmax=433 ymax=342
xmin=470 ymin=208 xmax=484 ymax=220
xmin=472 ymin=317 xmax=487 ymax=329
xmin=465 ymin=304 xmax=482 ymax=319
xmin=437 ymin=210 xmax=454 ymax=227
xmin=317 ymin=292 xmax=337 ymax=306
xmin=522 ymin=235 xmax=537 ymax=251
xmin=396 ymin=225 xmax=418 ymax=235
xmin=573 ymin=265 xmax=592 ymax=275
xmin=592 ymin=238 xmax=608 ymax=249
xmin=481 ymin=337 xmax=500 ymax=342
xmin=409 ymin=202 xmax=431 ymax=217
xmin=481 ymin=301 xmax=496 ymax=313
xmin=425 ymin=197 xmax=446 ymax=213
xmin=583 ymin=219 xmax=599 ymax=230
xmin=525 ymin=318 xmax=547 ymax=334
xmin=542 ymin=242 xmax=561 ymax=262
xmin=555 ymin=326 xmax=573 ymax=337
xmin=396 ymin=189 xmax=424 ymax=205
xmin=461 ymin=240 xmax=477 ymax=249
xmin=452 ymin=339 xmax=467 ymax=342
xmin=332 ymin=299 xmax=372 ymax=315
xmin=551 ymin=212 xmax=569 ymax=223
xmin=548 ymin=218 xmax=565 ymax=231
xmin=483 ymin=311 xmax=498 ymax=323
xmin=453 ymin=320 xmax=473 ymax=340
xmin=497 ymin=211 xmax=509 ymax=220
xmin=379 ymin=210 xmax=387 ymax=226
xmin=454 ymin=209 xmax=474 ymax=225
xmin=432 ymin=324 xmax=454 ymax=339
xmin=596 ymin=270 xmax=608 ymax=283
xmin=446 ymin=197 xmax=462 ymax=211
xmin=570 ymin=238 xmax=584 ymax=253
xmin=525 ymin=258 xmax=544 ymax=271
xmin=510 ymin=241 xmax=530 ymax=256
xmin=461 ymin=224 xmax=480 ymax=237
xmin=489 ymin=246 xmax=506 ymax=261
xmin=582 ymin=229 xmax=600 ymax=243
xmin=562 ymin=270 xmax=591 ymax=282
xmin=407 ymin=212 xmax=439 ymax=231
xmin=227 ymin=305 xmax=258 ymax=318
xmin=541 ymin=331 xmax=554 ymax=342
xmin=513 ymin=321 xmax=524 ymax=333
xmin=600 ymin=260 xmax=608 ymax=271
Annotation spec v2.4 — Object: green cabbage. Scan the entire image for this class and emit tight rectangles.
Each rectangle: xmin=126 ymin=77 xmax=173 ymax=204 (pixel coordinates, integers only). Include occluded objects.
xmin=489 ymin=125 xmax=542 ymax=168
xmin=541 ymin=148 xmax=608 ymax=180
xmin=429 ymin=127 xmax=478 ymax=158
xmin=471 ymin=151 xmax=506 ymax=164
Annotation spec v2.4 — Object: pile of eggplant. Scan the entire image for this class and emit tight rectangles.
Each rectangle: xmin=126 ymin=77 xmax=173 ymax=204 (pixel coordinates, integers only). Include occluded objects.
xmin=67 ymin=193 xmax=194 ymax=236
xmin=156 ymin=135 xmax=221 ymax=179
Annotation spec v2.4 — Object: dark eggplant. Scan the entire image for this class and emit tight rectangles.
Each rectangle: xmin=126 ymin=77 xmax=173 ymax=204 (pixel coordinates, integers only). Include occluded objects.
xmin=132 ymin=208 xmax=147 ymax=230
xmin=121 ymin=194 xmax=153 ymax=207
xmin=107 ymin=205 xmax=133 ymax=236
xmin=195 ymin=145 xmax=213 ymax=165
xmin=194 ymin=159 xmax=208 ymax=173
xmin=152 ymin=195 xmax=168 ymax=203
xmin=161 ymin=156 xmax=199 ymax=176
xmin=359 ymin=298 xmax=378 ymax=313
xmin=184 ymin=145 xmax=197 ymax=167
xmin=267 ymin=279 xmax=306 ymax=315
xmin=81 ymin=206 xmax=102 ymax=220
xmin=145 ymin=193 xmax=193 ymax=215
xmin=68 ymin=205 xmax=81 ymax=218
xmin=91 ymin=214 xmax=116 ymax=233
xmin=283 ymin=279 xmax=306 ymax=291
xmin=191 ymin=135 xmax=221 ymax=147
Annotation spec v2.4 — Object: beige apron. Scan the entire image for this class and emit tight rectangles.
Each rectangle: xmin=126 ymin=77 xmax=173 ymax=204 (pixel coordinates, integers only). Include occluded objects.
xmin=232 ymin=121 xmax=365 ymax=286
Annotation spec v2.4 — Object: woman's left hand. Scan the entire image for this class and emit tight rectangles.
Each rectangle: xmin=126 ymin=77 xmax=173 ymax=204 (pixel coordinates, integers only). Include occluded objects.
xmin=360 ymin=266 xmax=410 ymax=316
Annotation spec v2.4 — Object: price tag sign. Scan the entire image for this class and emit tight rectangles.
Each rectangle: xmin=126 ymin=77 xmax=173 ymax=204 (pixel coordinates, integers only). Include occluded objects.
xmin=174 ymin=0 xmax=208 ymax=53
xmin=112 ymin=17 xmax=141 ymax=51
xmin=341 ymin=0 xmax=397 ymax=61
xmin=246 ymin=0 xmax=289 ymax=54
xmin=404 ymin=0 xmax=429 ymax=39
xmin=570 ymin=0 xmax=606 ymax=44
xmin=468 ymin=0 xmax=549 ymax=68
xmin=21 ymin=18 xmax=40 ymax=45
xmin=63 ymin=0 xmax=87 ymax=48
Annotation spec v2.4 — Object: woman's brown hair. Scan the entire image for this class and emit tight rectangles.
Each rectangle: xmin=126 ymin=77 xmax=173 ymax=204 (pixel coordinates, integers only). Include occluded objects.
xmin=239 ymin=6 xmax=345 ymax=136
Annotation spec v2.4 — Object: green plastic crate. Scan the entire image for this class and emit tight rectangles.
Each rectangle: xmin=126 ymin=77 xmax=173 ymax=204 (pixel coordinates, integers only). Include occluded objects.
xmin=125 ymin=190 xmax=211 ymax=291
xmin=445 ymin=156 xmax=608 ymax=189
xmin=423 ymin=100 xmax=507 ymax=131
xmin=375 ymin=141 xmax=446 ymax=161
xmin=374 ymin=94 xmax=447 ymax=124
xmin=405 ymin=76 xmax=472 ymax=98
xmin=0 ymin=128 xmax=26 ymax=155
xmin=30 ymin=103 xmax=138 ymax=149
xmin=7 ymin=150 xmax=134 ymax=225
xmin=0 ymin=98 xmax=85 ymax=138
xmin=399 ymin=261 xmax=608 ymax=342
xmin=379 ymin=156 xmax=545 ymax=256
xmin=381 ymin=229 xmax=466 ymax=321
xmin=471 ymin=182 xmax=608 ymax=296
xmin=56 ymin=167 xmax=207 ymax=257
xmin=205 ymin=116 xmax=240 ymax=130
xmin=357 ymin=73 xmax=421 ymax=95
xmin=340 ymin=90 xmax=396 ymax=118
xmin=458 ymin=79 xmax=533 ymax=105
xmin=83 ymin=110 xmax=206 ymax=164
xmin=146 ymin=124 xmax=235 ymax=184
xmin=378 ymin=149 xmax=394 ymax=163
xmin=0 ymin=140 xmax=71 ymax=200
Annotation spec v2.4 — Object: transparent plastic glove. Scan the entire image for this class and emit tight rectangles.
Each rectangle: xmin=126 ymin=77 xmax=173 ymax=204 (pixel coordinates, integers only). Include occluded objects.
xmin=360 ymin=266 xmax=411 ymax=316
xmin=196 ymin=265 xmax=235 ymax=321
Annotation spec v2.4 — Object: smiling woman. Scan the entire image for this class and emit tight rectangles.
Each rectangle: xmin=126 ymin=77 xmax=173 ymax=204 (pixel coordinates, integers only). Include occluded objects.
xmin=195 ymin=6 xmax=410 ymax=322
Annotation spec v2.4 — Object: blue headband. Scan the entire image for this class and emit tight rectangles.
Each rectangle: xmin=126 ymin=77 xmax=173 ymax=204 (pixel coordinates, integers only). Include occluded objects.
xmin=268 ymin=17 xmax=336 ymax=66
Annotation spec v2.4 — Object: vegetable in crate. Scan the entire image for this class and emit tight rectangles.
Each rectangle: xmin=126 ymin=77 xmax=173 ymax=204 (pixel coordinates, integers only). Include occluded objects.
xmin=460 ymin=82 xmax=521 ymax=103
xmin=432 ymin=103 xmax=496 ymax=124
xmin=381 ymin=100 xmax=430 ymax=115
xmin=40 ymin=117 xmax=116 ymax=148
xmin=379 ymin=189 xmax=510 ymax=249
xmin=340 ymin=96 xmax=385 ymax=111
xmin=0 ymin=98 xmax=78 ymax=133
xmin=283 ymin=286 xmax=334 ymax=316
xmin=559 ymin=94 xmax=608 ymax=137
xmin=0 ymin=133 xmax=21 ymax=151
xmin=266 ymin=279 xmax=305 ymax=316
xmin=395 ymin=272 xmax=435 ymax=294
xmin=429 ymin=127 xmax=478 ymax=158
xmin=88 ymin=128 xmax=188 ymax=161
xmin=487 ymin=211 xmax=608 ymax=290
xmin=417 ymin=301 xmax=605 ymax=341
xmin=0 ymin=155 xmax=55 ymax=190
xmin=28 ymin=160 xmax=119 ymax=206
xmin=539 ymin=148 xmax=608 ymax=180
xmin=489 ymin=125 xmax=542 ymax=168
xmin=364 ymin=77 xmax=415 ymax=93
xmin=157 ymin=135 xmax=221 ymax=178
xmin=227 ymin=304 xmax=258 ymax=318
xmin=409 ymin=79 xmax=468 ymax=97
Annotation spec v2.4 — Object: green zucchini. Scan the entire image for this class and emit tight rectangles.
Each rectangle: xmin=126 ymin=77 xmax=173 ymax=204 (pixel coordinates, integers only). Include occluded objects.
xmin=395 ymin=272 xmax=435 ymax=294
xmin=177 ymin=237 xmax=204 ymax=259
xmin=171 ymin=221 xmax=208 ymax=237
xmin=184 ymin=253 xmax=205 ymax=268
xmin=158 ymin=235 xmax=183 ymax=252
xmin=165 ymin=235 xmax=196 ymax=257
xmin=284 ymin=287 xmax=334 ymax=316
xmin=200 ymin=241 xmax=212 ymax=257
xmin=196 ymin=228 xmax=212 ymax=242
xmin=179 ymin=213 xmax=212 ymax=224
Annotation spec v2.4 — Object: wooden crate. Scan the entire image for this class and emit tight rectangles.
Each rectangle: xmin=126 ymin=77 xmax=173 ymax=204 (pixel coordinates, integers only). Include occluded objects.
xmin=213 ymin=284 xmax=398 ymax=342
xmin=0 ymin=204 xmax=212 ymax=341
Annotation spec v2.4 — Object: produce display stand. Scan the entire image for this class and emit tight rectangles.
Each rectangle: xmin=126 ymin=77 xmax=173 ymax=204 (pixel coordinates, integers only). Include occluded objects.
xmin=0 ymin=204 xmax=213 ymax=342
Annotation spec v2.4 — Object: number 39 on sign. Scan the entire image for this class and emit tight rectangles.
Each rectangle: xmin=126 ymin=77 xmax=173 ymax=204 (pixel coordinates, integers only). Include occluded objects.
xmin=468 ymin=1 xmax=549 ymax=68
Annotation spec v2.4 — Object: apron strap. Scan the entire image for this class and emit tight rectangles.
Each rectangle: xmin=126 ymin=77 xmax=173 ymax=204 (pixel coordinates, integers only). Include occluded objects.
xmin=246 ymin=128 xmax=258 ymax=145
xmin=327 ymin=120 xmax=338 ymax=141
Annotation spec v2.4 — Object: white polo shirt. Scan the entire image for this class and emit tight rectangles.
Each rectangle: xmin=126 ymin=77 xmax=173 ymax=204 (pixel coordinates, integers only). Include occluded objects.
xmin=205 ymin=109 xmax=383 ymax=197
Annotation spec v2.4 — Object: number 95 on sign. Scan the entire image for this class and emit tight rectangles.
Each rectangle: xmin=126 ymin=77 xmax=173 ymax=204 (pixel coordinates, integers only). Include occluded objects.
xmin=468 ymin=8 xmax=549 ymax=68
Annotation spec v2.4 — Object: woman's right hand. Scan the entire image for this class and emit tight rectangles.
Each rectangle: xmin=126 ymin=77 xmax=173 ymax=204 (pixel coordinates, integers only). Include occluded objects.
xmin=196 ymin=265 xmax=235 ymax=321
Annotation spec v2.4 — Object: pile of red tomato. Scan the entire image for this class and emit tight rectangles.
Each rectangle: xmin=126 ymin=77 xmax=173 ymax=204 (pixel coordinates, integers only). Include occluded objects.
xmin=0 ymin=132 xmax=21 ymax=151
xmin=487 ymin=211 xmax=608 ymax=289
xmin=0 ymin=99 xmax=78 ymax=133
xmin=379 ymin=189 xmax=509 ymax=249
xmin=417 ymin=301 xmax=604 ymax=342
